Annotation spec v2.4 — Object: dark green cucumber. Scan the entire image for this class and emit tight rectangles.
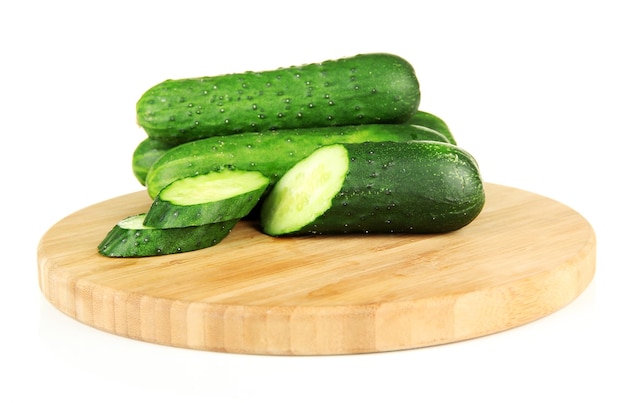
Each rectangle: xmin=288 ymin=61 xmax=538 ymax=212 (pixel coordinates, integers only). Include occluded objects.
xmin=143 ymin=170 xmax=269 ymax=228
xmin=260 ymin=141 xmax=485 ymax=236
xmin=408 ymin=110 xmax=456 ymax=145
xmin=132 ymin=137 xmax=172 ymax=185
xmin=145 ymin=123 xmax=450 ymax=199
xmin=136 ymin=53 xmax=420 ymax=145
xmin=98 ymin=214 xmax=238 ymax=257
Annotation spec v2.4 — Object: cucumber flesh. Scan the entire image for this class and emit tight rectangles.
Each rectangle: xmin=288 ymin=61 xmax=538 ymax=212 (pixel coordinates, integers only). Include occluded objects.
xmin=261 ymin=145 xmax=349 ymax=235
xmin=260 ymin=141 xmax=485 ymax=236
xmin=143 ymin=170 xmax=269 ymax=228
xmin=98 ymin=214 xmax=238 ymax=257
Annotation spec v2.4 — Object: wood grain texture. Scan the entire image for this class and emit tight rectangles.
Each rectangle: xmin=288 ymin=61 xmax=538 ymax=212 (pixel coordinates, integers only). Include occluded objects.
xmin=37 ymin=183 xmax=595 ymax=355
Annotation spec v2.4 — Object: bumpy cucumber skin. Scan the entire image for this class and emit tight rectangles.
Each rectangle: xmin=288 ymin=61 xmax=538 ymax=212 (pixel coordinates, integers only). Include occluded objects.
xmin=98 ymin=214 xmax=238 ymax=257
xmin=132 ymin=138 xmax=172 ymax=186
xmin=408 ymin=110 xmax=456 ymax=145
xmin=143 ymin=176 xmax=269 ymax=228
xmin=264 ymin=141 xmax=485 ymax=235
xmin=136 ymin=53 xmax=420 ymax=145
xmin=133 ymin=121 xmax=449 ymax=188
xmin=145 ymin=123 xmax=450 ymax=199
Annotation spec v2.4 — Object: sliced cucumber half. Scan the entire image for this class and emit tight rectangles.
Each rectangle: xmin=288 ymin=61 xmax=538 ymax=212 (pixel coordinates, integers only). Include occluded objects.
xmin=144 ymin=170 xmax=269 ymax=228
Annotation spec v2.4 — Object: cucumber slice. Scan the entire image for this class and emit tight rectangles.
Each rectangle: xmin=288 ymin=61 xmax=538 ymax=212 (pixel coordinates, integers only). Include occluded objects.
xmin=260 ymin=145 xmax=349 ymax=235
xmin=143 ymin=170 xmax=270 ymax=228
xmin=260 ymin=141 xmax=485 ymax=236
xmin=98 ymin=214 xmax=237 ymax=257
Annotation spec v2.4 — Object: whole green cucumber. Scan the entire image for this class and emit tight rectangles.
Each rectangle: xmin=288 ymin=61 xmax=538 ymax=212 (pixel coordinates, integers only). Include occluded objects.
xmin=136 ymin=53 xmax=420 ymax=145
xmin=145 ymin=123 xmax=450 ymax=199
xmin=260 ymin=141 xmax=485 ymax=236
xmin=408 ymin=110 xmax=456 ymax=145
xmin=132 ymin=115 xmax=451 ymax=186
xmin=131 ymin=137 xmax=172 ymax=186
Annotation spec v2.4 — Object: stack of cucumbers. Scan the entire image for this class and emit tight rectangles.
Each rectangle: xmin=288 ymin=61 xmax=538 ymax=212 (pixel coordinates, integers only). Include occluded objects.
xmin=98 ymin=53 xmax=485 ymax=258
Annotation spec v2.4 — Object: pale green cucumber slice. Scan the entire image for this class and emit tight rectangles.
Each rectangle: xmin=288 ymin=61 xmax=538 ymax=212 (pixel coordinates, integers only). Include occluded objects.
xmin=98 ymin=214 xmax=237 ymax=257
xmin=143 ymin=170 xmax=269 ymax=228
xmin=260 ymin=144 xmax=349 ymax=236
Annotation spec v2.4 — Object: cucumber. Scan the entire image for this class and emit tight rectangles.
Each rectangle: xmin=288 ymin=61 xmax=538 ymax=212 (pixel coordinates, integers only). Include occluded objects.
xmin=136 ymin=53 xmax=420 ymax=145
xmin=132 ymin=137 xmax=172 ymax=185
xmin=145 ymin=123 xmax=450 ymax=199
xmin=98 ymin=214 xmax=238 ymax=257
xmin=260 ymin=141 xmax=485 ymax=236
xmin=143 ymin=170 xmax=269 ymax=228
xmin=133 ymin=121 xmax=450 ymax=189
xmin=408 ymin=110 xmax=456 ymax=145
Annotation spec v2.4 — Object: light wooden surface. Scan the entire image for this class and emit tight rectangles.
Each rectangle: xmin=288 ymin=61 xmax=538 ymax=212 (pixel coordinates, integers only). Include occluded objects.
xmin=37 ymin=183 xmax=595 ymax=355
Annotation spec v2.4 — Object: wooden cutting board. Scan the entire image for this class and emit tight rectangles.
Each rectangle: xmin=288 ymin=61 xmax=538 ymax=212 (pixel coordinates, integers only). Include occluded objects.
xmin=37 ymin=183 xmax=595 ymax=355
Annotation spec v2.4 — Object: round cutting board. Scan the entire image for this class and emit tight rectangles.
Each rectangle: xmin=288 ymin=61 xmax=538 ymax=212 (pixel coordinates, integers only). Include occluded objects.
xmin=37 ymin=183 xmax=595 ymax=355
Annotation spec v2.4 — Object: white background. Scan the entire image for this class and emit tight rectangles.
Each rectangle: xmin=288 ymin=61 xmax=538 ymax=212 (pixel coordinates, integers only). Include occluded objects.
xmin=2 ymin=0 xmax=624 ymax=401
